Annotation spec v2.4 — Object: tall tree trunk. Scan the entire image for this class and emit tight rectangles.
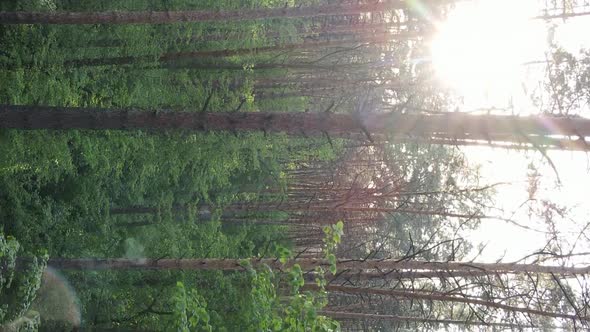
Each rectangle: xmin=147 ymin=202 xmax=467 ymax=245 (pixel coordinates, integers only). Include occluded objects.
xmin=42 ymin=257 xmax=590 ymax=275
xmin=319 ymin=311 xmax=534 ymax=329
xmin=110 ymin=206 xmax=163 ymax=215
xmin=113 ymin=221 xmax=155 ymax=228
xmin=321 ymin=270 xmax=501 ymax=281
xmin=312 ymin=285 xmax=585 ymax=321
xmin=64 ymin=32 xmax=410 ymax=67
xmin=0 ymin=1 xmax=416 ymax=25
xmin=110 ymin=203 xmax=492 ymax=221
xmin=2 ymin=105 xmax=589 ymax=150
xmin=72 ymin=21 xmax=416 ymax=48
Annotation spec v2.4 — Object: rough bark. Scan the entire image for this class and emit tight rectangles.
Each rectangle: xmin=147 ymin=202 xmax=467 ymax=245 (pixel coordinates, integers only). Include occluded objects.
xmin=110 ymin=203 xmax=493 ymax=221
xmin=43 ymin=257 xmax=590 ymax=275
xmin=312 ymin=285 xmax=586 ymax=321
xmin=320 ymin=311 xmax=534 ymax=328
xmin=2 ymin=105 xmax=589 ymax=150
xmin=318 ymin=270 xmax=503 ymax=281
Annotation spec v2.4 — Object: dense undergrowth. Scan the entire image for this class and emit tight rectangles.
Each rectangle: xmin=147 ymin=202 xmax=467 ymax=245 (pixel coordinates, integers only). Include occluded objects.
xmin=0 ymin=0 xmax=343 ymax=330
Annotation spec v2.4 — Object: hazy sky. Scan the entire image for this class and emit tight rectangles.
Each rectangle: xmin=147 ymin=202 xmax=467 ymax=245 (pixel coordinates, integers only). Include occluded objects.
xmin=428 ymin=0 xmax=590 ymax=263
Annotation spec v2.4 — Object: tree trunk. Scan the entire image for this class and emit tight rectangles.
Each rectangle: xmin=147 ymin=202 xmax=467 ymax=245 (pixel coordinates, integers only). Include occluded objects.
xmin=315 ymin=270 xmax=503 ymax=281
xmin=320 ymin=311 xmax=534 ymax=329
xmin=110 ymin=206 xmax=162 ymax=215
xmin=64 ymin=32 xmax=409 ymax=67
xmin=0 ymin=1 xmax=414 ymax=25
xmin=2 ymin=105 xmax=589 ymax=150
xmin=69 ymin=21 xmax=416 ymax=48
xmin=110 ymin=203 xmax=492 ymax=221
xmin=113 ymin=221 xmax=155 ymax=228
xmin=43 ymin=257 xmax=590 ymax=275
xmin=312 ymin=285 xmax=585 ymax=321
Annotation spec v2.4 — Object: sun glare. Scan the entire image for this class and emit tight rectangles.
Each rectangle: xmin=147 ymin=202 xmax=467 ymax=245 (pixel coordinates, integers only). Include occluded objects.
xmin=431 ymin=0 xmax=546 ymax=109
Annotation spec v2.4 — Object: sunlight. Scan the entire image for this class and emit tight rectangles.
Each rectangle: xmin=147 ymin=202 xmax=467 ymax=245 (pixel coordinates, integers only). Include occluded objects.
xmin=4 ymin=1 xmax=590 ymax=329
xmin=429 ymin=0 xmax=590 ymax=265
xmin=430 ymin=0 xmax=546 ymax=110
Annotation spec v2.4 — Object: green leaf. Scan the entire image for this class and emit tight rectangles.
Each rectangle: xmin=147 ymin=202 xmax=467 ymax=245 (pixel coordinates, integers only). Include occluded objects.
xmin=327 ymin=254 xmax=337 ymax=275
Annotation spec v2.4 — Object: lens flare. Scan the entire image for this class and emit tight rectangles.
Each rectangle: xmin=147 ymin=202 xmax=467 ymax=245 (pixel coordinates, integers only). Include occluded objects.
xmin=32 ymin=267 xmax=82 ymax=328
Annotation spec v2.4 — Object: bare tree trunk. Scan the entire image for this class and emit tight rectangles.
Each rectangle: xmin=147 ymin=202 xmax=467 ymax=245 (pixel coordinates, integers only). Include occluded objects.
xmin=109 ymin=203 xmax=491 ymax=220
xmin=2 ymin=105 xmax=589 ymax=150
xmin=316 ymin=270 xmax=502 ymax=281
xmin=64 ymin=33 xmax=411 ymax=67
xmin=43 ymin=257 xmax=590 ymax=275
xmin=0 ymin=1 xmax=413 ymax=25
xmin=313 ymin=285 xmax=586 ymax=321
xmin=110 ymin=206 xmax=161 ymax=215
xmin=113 ymin=221 xmax=155 ymax=228
xmin=70 ymin=21 xmax=417 ymax=48
xmin=320 ymin=311 xmax=534 ymax=329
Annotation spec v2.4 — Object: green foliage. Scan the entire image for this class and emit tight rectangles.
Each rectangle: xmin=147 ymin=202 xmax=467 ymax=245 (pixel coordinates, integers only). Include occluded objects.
xmin=249 ymin=266 xmax=339 ymax=332
xmin=0 ymin=234 xmax=47 ymax=325
xmin=0 ymin=0 xmax=403 ymax=330
xmin=274 ymin=244 xmax=292 ymax=264
xmin=0 ymin=125 xmax=324 ymax=329
xmin=0 ymin=310 xmax=41 ymax=332
xmin=171 ymin=282 xmax=212 ymax=332
xmin=322 ymin=221 xmax=343 ymax=275
xmin=244 ymin=222 xmax=343 ymax=331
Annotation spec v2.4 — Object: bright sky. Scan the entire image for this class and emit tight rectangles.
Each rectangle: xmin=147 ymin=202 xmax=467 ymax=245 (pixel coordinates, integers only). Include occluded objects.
xmin=428 ymin=0 xmax=590 ymax=263
xmin=431 ymin=0 xmax=546 ymax=114
xmin=467 ymin=148 xmax=590 ymax=263
xmin=431 ymin=0 xmax=590 ymax=116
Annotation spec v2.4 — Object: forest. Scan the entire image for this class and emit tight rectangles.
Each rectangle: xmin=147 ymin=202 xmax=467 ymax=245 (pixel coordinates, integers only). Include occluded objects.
xmin=1 ymin=0 xmax=590 ymax=331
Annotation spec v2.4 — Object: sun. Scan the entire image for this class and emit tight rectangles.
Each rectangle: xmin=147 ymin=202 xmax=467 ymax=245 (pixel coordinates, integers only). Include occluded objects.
xmin=430 ymin=0 xmax=547 ymax=109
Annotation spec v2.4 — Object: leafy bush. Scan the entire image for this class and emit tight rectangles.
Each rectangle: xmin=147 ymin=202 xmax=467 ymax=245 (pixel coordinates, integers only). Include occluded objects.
xmin=0 ymin=234 xmax=48 ymax=325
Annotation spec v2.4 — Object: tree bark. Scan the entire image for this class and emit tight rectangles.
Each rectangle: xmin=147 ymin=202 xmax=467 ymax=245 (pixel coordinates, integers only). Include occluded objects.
xmin=314 ymin=270 xmax=503 ymax=281
xmin=312 ymin=285 xmax=586 ymax=321
xmin=43 ymin=257 xmax=590 ymax=275
xmin=64 ymin=33 xmax=409 ymax=67
xmin=0 ymin=1 xmax=414 ymax=25
xmin=2 ymin=105 xmax=589 ymax=150
xmin=320 ymin=311 xmax=534 ymax=328
xmin=67 ymin=21 xmax=416 ymax=48
xmin=110 ymin=203 xmax=492 ymax=221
